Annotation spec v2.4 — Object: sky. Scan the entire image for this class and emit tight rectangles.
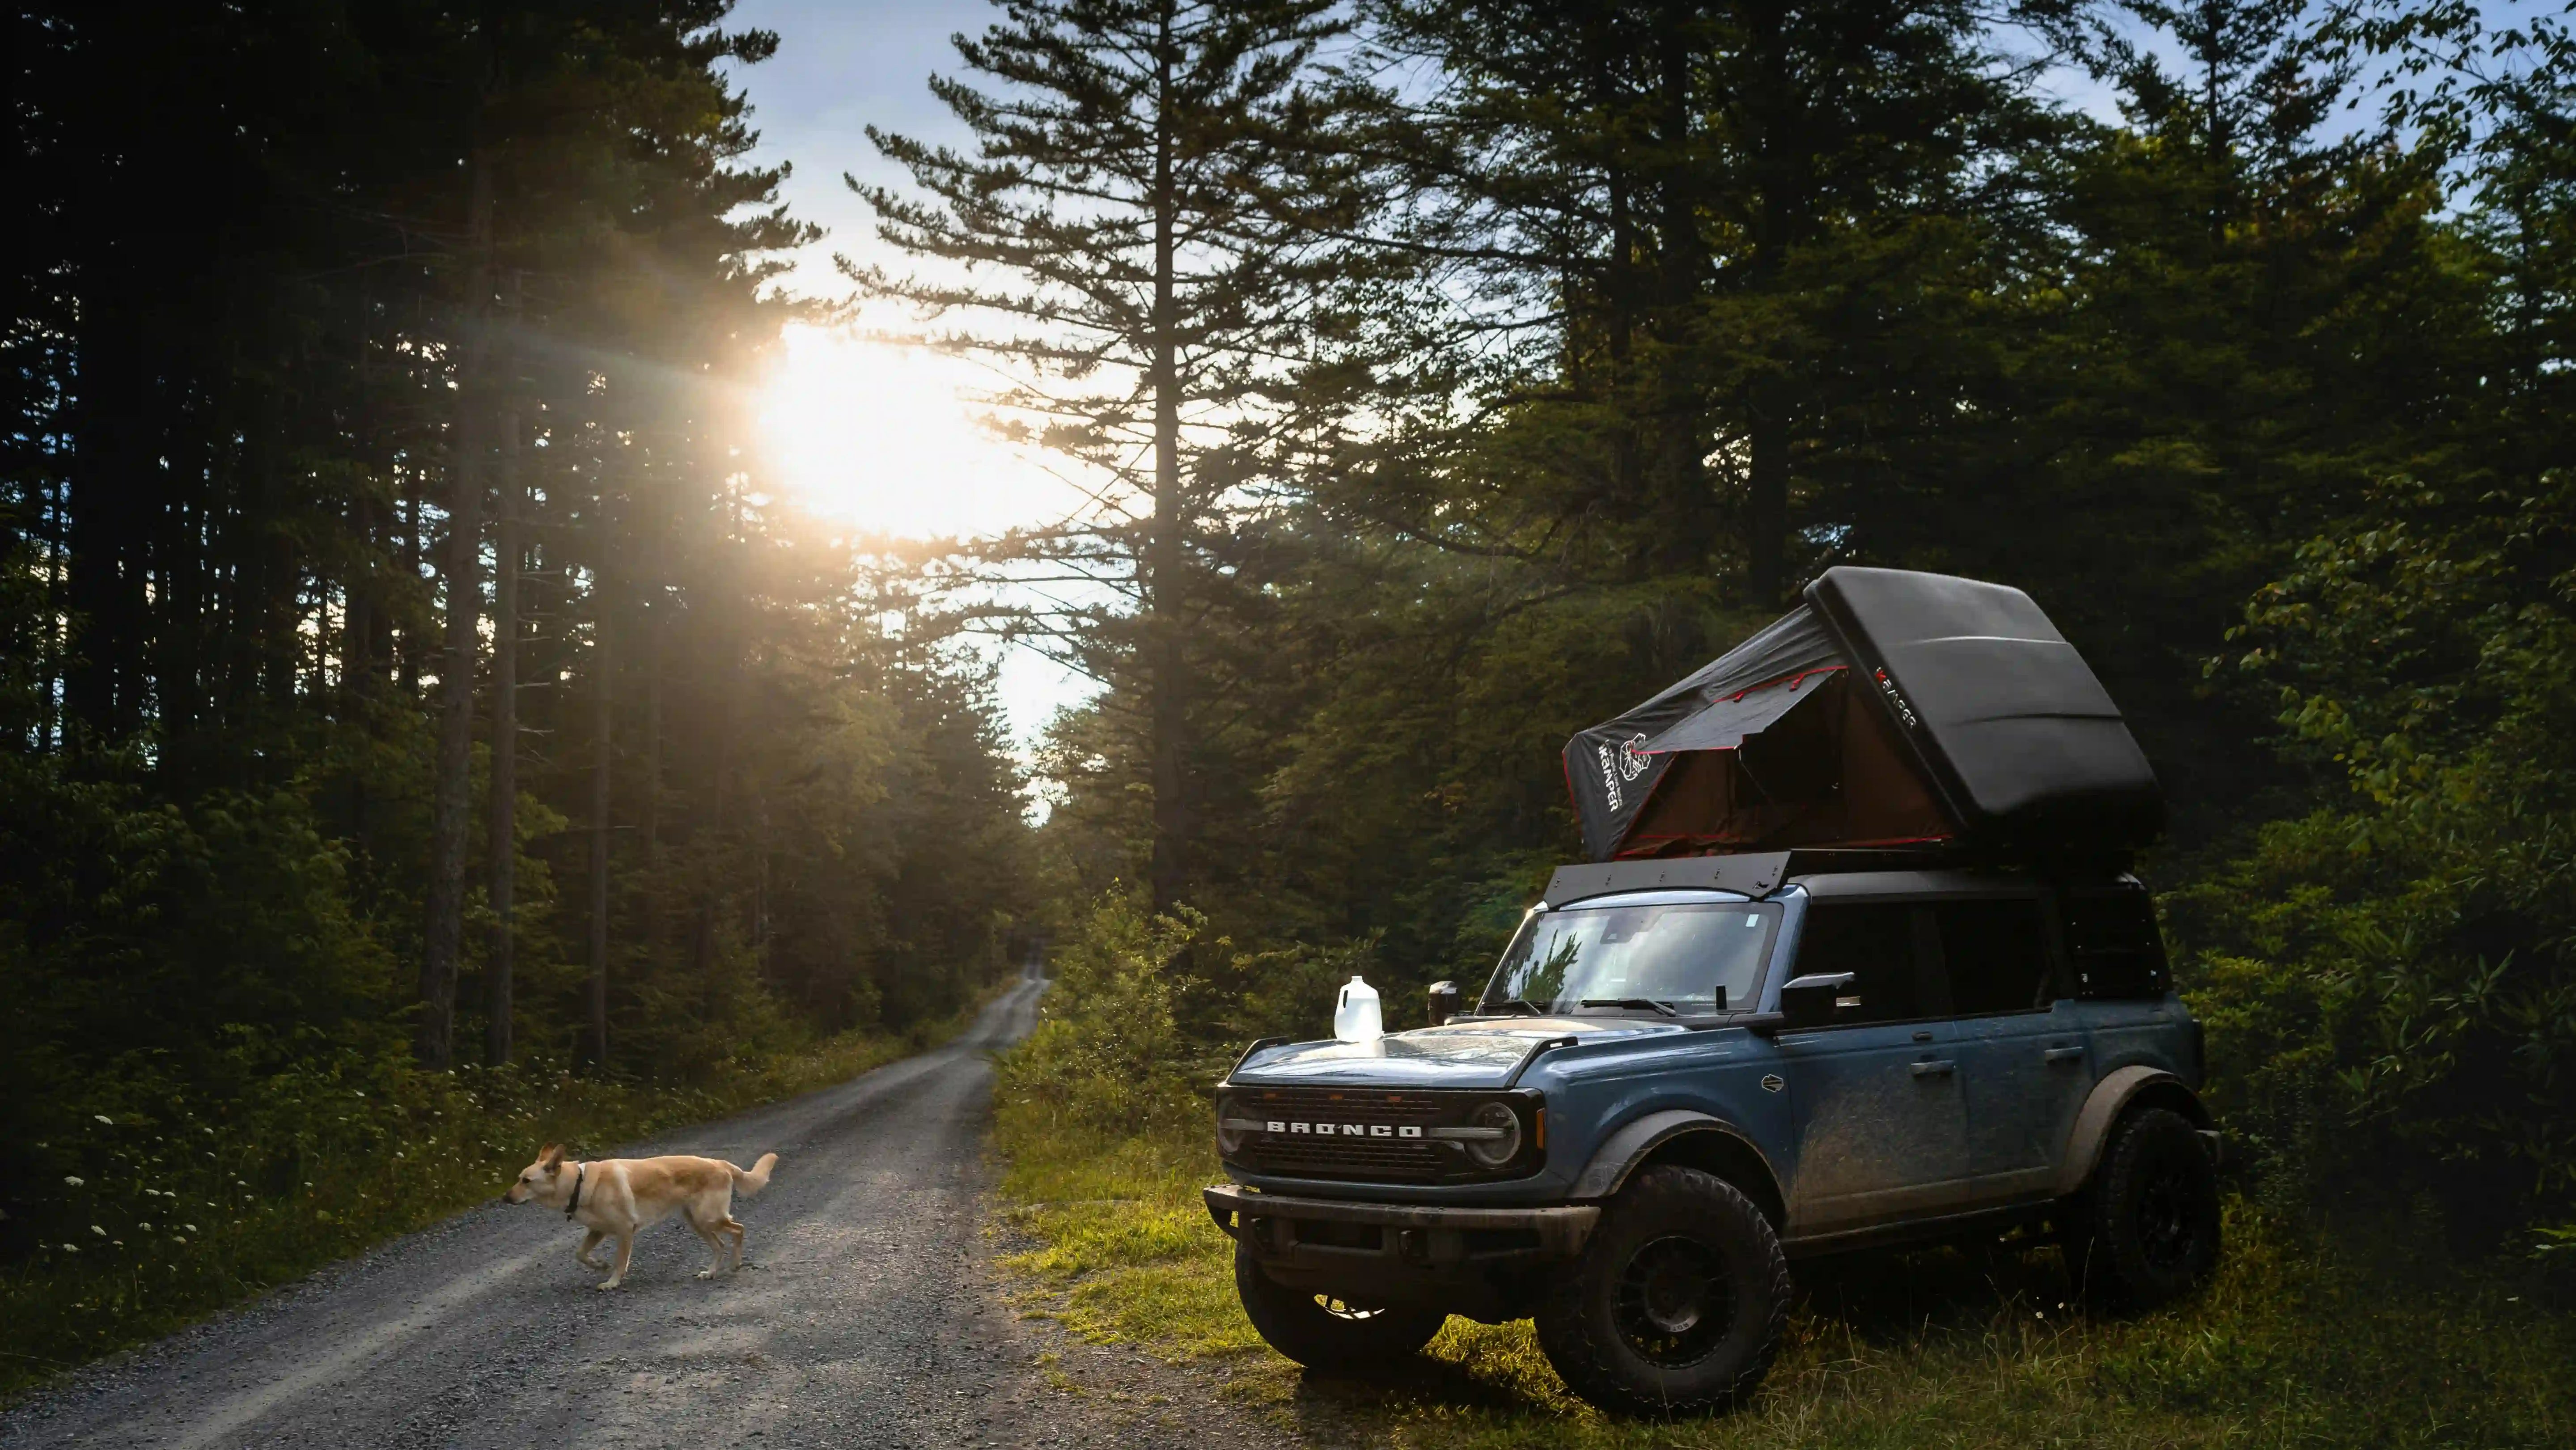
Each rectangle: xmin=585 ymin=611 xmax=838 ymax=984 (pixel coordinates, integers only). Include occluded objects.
xmin=725 ymin=0 xmax=1097 ymax=750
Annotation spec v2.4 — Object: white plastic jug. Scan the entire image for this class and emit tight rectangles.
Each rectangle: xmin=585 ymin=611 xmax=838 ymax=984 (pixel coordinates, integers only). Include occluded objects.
xmin=1333 ymin=975 xmax=1383 ymax=1043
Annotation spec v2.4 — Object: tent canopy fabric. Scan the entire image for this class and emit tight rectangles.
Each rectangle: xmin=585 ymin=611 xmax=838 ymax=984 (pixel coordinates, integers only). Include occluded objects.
xmin=1641 ymin=664 xmax=1843 ymax=755
xmin=1563 ymin=568 xmax=2165 ymax=862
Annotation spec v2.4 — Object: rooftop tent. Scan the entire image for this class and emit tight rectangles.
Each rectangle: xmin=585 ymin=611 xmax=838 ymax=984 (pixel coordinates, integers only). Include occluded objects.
xmin=1563 ymin=567 xmax=2164 ymax=861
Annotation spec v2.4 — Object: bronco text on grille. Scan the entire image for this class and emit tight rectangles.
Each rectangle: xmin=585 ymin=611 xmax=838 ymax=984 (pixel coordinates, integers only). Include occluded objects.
xmin=1221 ymin=1087 xmax=1516 ymax=1183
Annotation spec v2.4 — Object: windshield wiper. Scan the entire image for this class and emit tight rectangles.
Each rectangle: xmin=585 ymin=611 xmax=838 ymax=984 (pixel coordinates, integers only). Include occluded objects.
xmin=1481 ymin=998 xmax=1546 ymax=1017
xmin=1581 ymin=997 xmax=1681 ymax=1018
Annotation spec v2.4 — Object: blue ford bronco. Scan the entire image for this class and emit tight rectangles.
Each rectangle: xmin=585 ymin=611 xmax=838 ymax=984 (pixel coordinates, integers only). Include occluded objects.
xmin=1203 ymin=569 xmax=2221 ymax=1415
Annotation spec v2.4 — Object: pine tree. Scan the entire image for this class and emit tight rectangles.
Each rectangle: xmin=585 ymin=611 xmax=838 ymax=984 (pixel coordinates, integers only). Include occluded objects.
xmin=1364 ymin=0 xmax=2060 ymax=605
xmin=853 ymin=0 xmax=1364 ymax=914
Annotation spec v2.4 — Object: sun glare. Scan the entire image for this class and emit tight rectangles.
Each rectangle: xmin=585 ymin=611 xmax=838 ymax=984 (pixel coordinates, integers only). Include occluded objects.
xmin=758 ymin=322 xmax=1058 ymax=539
xmin=758 ymin=320 xmax=1100 ymax=752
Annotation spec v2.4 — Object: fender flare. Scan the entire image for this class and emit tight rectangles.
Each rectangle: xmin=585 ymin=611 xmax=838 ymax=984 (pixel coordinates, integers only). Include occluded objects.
xmin=2052 ymin=1064 xmax=2211 ymax=1198
xmin=1569 ymin=1108 xmax=1782 ymax=1209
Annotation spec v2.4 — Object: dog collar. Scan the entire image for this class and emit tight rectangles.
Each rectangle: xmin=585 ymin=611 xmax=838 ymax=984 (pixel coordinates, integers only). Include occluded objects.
xmin=565 ymin=1162 xmax=586 ymax=1219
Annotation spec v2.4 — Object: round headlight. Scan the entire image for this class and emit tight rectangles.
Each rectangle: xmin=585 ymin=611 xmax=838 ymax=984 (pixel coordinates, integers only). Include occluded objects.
xmin=1465 ymin=1100 xmax=1523 ymax=1168
xmin=1216 ymin=1100 xmax=1248 ymax=1155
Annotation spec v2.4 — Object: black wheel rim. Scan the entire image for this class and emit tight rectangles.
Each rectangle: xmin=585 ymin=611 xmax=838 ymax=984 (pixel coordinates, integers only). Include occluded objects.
xmin=2135 ymin=1152 xmax=2202 ymax=1274
xmin=1611 ymin=1234 xmax=1734 ymax=1368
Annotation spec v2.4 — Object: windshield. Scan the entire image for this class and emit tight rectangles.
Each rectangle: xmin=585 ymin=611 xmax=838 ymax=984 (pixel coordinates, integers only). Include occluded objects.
xmin=1479 ymin=900 xmax=1781 ymax=1017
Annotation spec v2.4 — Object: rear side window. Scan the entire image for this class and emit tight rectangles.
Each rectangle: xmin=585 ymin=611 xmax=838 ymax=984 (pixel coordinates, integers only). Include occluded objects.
xmin=1936 ymin=898 xmax=2053 ymax=1014
xmin=2062 ymin=884 xmax=2170 ymax=998
xmin=1795 ymin=903 xmax=1948 ymax=1024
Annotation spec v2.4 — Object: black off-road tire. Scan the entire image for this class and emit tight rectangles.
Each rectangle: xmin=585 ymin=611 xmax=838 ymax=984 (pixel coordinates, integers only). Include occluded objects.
xmin=2065 ymin=1106 xmax=2222 ymax=1310
xmin=1232 ymin=1239 xmax=1447 ymax=1371
xmin=1534 ymin=1166 xmax=1791 ymax=1418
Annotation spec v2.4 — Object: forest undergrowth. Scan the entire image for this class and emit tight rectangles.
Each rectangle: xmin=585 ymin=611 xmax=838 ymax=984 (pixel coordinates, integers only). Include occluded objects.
xmin=992 ymin=1108 xmax=2574 ymax=1450
xmin=0 ymin=999 xmax=987 ymax=1399
xmin=987 ymin=895 xmax=2576 ymax=1450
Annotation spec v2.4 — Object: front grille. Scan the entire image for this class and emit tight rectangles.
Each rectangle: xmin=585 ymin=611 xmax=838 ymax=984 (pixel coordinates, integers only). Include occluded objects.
xmin=1223 ymin=1086 xmax=1455 ymax=1184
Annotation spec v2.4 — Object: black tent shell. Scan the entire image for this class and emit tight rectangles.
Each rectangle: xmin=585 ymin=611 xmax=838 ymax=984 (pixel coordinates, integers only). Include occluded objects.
xmin=1805 ymin=566 xmax=2165 ymax=849
xmin=1563 ymin=567 xmax=2164 ymax=861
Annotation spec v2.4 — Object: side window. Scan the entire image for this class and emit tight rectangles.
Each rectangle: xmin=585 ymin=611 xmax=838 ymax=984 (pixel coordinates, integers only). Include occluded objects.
xmin=1795 ymin=902 xmax=1947 ymax=1025
xmin=2062 ymin=885 xmax=2170 ymax=998
xmin=1936 ymin=897 xmax=2052 ymax=1015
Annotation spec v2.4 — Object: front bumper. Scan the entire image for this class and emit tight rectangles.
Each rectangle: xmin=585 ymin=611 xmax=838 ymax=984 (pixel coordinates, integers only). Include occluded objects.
xmin=1203 ymin=1184 xmax=1599 ymax=1321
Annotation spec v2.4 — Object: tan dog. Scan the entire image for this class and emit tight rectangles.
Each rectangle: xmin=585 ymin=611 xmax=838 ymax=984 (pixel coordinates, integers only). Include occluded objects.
xmin=503 ymin=1143 xmax=778 ymax=1290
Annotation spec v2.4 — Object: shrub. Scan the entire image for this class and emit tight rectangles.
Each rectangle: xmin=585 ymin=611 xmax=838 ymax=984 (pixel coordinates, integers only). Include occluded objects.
xmin=2177 ymin=473 xmax=2576 ymax=1251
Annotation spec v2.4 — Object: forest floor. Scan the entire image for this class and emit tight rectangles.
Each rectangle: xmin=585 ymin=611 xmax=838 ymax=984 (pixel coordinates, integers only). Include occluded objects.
xmin=0 ymin=982 xmax=1018 ymax=1402
xmin=992 ymin=1118 xmax=2576 ymax=1450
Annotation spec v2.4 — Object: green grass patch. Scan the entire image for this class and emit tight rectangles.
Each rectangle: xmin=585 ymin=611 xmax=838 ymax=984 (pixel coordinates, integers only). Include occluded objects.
xmin=3 ymin=1003 xmax=989 ymax=1399
xmin=990 ymin=1098 xmax=2576 ymax=1449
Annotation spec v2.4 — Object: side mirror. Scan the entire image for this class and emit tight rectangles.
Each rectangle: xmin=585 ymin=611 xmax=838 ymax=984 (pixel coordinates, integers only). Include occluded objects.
xmin=1426 ymin=980 xmax=1460 ymax=1026
xmin=1779 ymin=972 xmax=1858 ymax=1028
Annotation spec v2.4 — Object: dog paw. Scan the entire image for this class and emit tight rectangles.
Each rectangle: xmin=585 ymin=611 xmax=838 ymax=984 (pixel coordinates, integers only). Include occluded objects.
xmin=596 ymin=1280 xmax=621 ymax=1291
xmin=696 ymin=1269 xmax=716 ymax=1280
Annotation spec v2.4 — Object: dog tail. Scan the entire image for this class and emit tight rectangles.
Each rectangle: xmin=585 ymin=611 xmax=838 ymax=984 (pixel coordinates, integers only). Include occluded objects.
xmin=731 ymin=1152 xmax=779 ymax=1196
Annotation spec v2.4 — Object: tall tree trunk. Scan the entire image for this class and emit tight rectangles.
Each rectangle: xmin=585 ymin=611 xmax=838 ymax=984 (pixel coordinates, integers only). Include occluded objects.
xmin=696 ymin=475 xmax=738 ymax=978
xmin=1584 ymin=9 xmax=1642 ymax=512
xmin=64 ymin=295 xmax=150 ymax=743
xmin=419 ymin=150 xmax=492 ymax=1071
xmin=585 ymin=444 xmax=619 ymax=1072
xmin=1740 ymin=9 xmax=1798 ymax=609
xmin=586 ymin=579 xmax=612 ymax=1072
xmin=1745 ymin=391 xmax=1788 ymax=606
xmin=400 ymin=485 xmax=422 ymax=693
xmin=485 ymin=395 xmax=520 ymax=1067
xmin=1145 ymin=5 xmax=1189 ymax=918
xmin=1647 ymin=0 xmax=1712 ymax=573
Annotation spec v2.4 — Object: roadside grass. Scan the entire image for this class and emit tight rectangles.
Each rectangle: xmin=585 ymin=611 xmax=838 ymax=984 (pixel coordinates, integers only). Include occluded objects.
xmin=2 ymin=999 xmax=993 ymax=1399
xmin=992 ymin=1101 xmax=2576 ymax=1450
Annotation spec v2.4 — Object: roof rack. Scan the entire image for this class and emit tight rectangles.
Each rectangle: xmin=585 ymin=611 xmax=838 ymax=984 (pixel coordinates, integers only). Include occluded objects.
xmin=1541 ymin=845 xmax=2135 ymax=907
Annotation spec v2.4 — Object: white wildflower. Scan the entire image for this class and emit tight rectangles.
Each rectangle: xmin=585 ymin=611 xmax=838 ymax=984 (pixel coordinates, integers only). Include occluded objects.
xmin=90 ymin=1224 xmax=106 ymax=1236
xmin=63 ymin=1175 xmax=84 ymax=1188
xmin=93 ymin=1115 xmax=113 ymax=1125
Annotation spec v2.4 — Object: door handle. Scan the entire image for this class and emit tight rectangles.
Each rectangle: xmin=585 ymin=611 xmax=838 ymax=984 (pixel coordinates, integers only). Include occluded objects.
xmin=1910 ymin=1059 xmax=1956 ymax=1077
xmin=2042 ymin=1046 xmax=2086 ymax=1064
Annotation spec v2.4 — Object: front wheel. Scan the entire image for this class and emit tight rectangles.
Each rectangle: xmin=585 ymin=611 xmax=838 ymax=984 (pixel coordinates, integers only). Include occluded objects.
xmin=1232 ymin=1239 xmax=1446 ymax=1371
xmin=1534 ymin=1166 xmax=1790 ymax=1417
xmin=2065 ymin=1106 xmax=2222 ymax=1310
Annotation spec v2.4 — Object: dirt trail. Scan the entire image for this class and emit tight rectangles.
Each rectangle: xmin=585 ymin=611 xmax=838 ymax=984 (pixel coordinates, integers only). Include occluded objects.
xmin=1 ymin=971 xmax=1283 ymax=1449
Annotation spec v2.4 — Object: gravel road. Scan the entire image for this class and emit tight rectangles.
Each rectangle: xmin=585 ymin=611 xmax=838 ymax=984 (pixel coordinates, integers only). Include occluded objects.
xmin=1 ymin=969 xmax=1285 ymax=1450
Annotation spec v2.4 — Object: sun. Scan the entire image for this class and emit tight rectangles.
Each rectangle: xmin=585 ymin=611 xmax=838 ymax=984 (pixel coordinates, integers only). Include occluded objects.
xmin=758 ymin=322 xmax=1057 ymax=538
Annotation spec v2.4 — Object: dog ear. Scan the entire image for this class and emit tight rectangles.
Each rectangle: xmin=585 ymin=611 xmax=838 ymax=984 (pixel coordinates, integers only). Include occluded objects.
xmin=537 ymin=1143 xmax=564 ymax=1168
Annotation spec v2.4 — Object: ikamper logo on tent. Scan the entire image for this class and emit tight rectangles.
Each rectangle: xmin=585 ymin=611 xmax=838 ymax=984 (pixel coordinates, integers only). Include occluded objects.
xmin=1596 ymin=733 xmax=1651 ymax=810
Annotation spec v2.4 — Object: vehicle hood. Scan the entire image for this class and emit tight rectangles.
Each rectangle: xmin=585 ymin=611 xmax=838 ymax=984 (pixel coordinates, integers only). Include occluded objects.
xmin=1227 ymin=1018 xmax=1678 ymax=1089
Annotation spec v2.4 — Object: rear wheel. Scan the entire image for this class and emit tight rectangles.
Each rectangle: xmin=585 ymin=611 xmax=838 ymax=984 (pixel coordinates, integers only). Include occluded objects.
xmin=2065 ymin=1106 xmax=2221 ymax=1310
xmin=1534 ymin=1166 xmax=1789 ymax=1417
xmin=1232 ymin=1239 xmax=1446 ymax=1370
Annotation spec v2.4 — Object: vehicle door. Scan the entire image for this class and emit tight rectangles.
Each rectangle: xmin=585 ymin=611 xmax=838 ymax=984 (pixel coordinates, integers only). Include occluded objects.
xmin=1937 ymin=892 xmax=2093 ymax=1202
xmin=1774 ymin=899 xmax=1973 ymax=1234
